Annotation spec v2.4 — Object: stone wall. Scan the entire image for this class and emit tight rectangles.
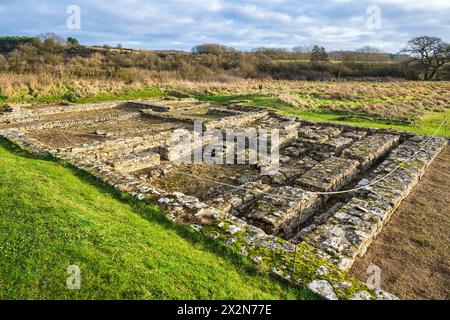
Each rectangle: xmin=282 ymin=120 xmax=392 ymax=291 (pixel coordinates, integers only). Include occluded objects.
xmin=0 ymin=102 xmax=124 ymax=124
xmin=22 ymin=112 xmax=141 ymax=131
xmin=127 ymin=99 xmax=210 ymax=112
xmin=295 ymin=156 xmax=360 ymax=192
xmin=111 ymin=150 xmax=161 ymax=173
xmin=342 ymin=134 xmax=400 ymax=170
xmin=305 ymin=136 xmax=447 ymax=270
xmin=203 ymin=111 xmax=269 ymax=131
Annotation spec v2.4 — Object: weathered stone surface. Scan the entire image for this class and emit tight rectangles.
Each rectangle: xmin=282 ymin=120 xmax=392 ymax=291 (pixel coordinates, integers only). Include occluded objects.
xmin=295 ymin=156 xmax=360 ymax=192
xmin=22 ymin=112 xmax=141 ymax=131
xmin=128 ymin=99 xmax=210 ymax=112
xmin=111 ymin=151 xmax=161 ymax=173
xmin=203 ymin=111 xmax=269 ymax=131
xmin=209 ymin=182 xmax=271 ymax=213
xmin=323 ymin=136 xmax=354 ymax=153
xmin=1 ymin=101 xmax=123 ymax=123
xmin=342 ymin=130 xmax=367 ymax=141
xmin=241 ymin=186 xmax=320 ymax=235
xmin=299 ymin=126 xmax=341 ymax=141
xmin=306 ymin=136 xmax=447 ymax=270
xmin=351 ymin=291 xmax=372 ymax=300
xmin=141 ymin=109 xmax=205 ymax=123
xmin=342 ymin=134 xmax=400 ymax=170
xmin=308 ymin=280 xmax=338 ymax=300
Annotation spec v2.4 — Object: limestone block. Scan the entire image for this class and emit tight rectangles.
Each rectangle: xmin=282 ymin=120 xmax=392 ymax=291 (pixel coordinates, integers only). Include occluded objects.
xmin=111 ymin=151 xmax=161 ymax=173
xmin=295 ymin=156 xmax=360 ymax=192
xmin=342 ymin=134 xmax=400 ymax=170
xmin=242 ymin=186 xmax=320 ymax=235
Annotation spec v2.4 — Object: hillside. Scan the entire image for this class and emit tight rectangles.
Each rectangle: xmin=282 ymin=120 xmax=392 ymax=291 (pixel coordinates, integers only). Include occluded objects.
xmin=0 ymin=139 xmax=314 ymax=299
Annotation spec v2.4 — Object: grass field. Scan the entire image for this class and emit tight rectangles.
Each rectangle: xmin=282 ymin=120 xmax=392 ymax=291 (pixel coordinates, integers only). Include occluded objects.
xmin=195 ymin=93 xmax=450 ymax=137
xmin=1 ymin=77 xmax=449 ymax=136
xmin=0 ymin=139 xmax=315 ymax=300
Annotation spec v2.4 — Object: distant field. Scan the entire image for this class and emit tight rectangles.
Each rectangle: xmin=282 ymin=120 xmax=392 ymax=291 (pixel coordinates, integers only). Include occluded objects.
xmin=1 ymin=76 xmax=449 ymax=136
xmin=273 ymin=59 xmax=400 ymax=64
xmin=165 ymin=80 xmax=450 ymax=136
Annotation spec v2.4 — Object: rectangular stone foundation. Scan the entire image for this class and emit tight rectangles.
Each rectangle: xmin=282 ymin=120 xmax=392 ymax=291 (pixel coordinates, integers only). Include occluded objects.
xmin=305 ymin=136 xmax=447 ymax=270
xmin=1 ymin=99 xmax=446 ymax=300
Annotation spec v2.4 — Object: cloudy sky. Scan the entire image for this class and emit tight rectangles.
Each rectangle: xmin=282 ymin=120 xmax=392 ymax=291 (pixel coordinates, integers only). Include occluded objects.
xmin=0 ymin=0 xmax=449 ymax=52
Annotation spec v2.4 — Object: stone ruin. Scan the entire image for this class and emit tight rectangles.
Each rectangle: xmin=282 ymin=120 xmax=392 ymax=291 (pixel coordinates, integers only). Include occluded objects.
xmin=0 ymin=98 xmax=447 ymax=299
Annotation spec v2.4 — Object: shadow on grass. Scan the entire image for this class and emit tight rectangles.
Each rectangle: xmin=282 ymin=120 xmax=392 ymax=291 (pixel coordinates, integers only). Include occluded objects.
xmin=0 ymin=137 xmax=317 ymax=300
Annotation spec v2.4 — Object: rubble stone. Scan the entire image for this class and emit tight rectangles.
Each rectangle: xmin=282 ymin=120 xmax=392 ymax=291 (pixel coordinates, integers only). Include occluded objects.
xmin=308 ymin=280 xmax=338 ymax=300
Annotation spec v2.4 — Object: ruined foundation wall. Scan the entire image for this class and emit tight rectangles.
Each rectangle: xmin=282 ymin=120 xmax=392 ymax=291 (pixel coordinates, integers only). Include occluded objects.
xmin=305 ymin=136 xmax=447 ymax=270
xmin=0 ymin=102 xmax=124 ymax=124
xmin=22 ymin=112 xmax=142 ymax=131
xmin=3 ymin=100 xmax=443 ymax=300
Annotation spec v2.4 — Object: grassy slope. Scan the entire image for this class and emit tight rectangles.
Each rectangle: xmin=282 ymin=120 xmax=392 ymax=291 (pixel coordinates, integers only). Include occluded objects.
xmin=195 ymin=94 xmax=450 ymax=137
xmin=0 ymin=139 xmax=314 ymax=300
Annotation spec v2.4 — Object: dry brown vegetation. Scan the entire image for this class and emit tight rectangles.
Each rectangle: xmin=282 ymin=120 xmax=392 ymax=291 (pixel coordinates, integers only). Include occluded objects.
xmin=167 ymin=79 xmax=450 ymax=119
xmin=1 ymin=74 xmax=449 ymax=122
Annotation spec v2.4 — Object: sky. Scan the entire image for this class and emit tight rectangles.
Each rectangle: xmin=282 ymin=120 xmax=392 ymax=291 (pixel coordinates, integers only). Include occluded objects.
xmin=0 ymin=0 xmax=449 ymax=53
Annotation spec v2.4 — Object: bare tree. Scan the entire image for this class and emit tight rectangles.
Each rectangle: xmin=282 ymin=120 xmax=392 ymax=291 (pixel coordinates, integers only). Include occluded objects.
xmin=292 ymin=45 xmax=313 ymax=53
xmin=402 ymin=36 xmax=450 ymax=80
xmin=38 ymin=33 xmax=66 ymax=45
xmin=310 ymin=45 xmax=328 ymax=62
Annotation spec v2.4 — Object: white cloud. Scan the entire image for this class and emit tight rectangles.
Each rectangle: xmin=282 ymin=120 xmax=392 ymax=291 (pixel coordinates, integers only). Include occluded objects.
xmin=374 ymin=0 xmax=450 ymax=11
xmin=0 ymin=0 xmax=448 ymax=52
xmin=233 ymin=4 xmax=294 ymax=23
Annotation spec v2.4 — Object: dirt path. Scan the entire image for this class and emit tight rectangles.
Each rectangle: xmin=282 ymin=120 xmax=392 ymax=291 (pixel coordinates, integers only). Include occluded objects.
xmin=351 ymin=145 xmax=450 ymax=300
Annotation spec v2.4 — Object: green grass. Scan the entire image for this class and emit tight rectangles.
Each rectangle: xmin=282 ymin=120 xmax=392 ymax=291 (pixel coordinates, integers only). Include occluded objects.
xmin=74 ymin=86 xmax=163 ymax=104
xmin=1 ymin=86 xmax=164 ymax=105
xmin=195 ymin=93 xmax=450 ymax=137
xmin=0 ymin=139 xmax=315 ymax=300
xmin=3 ymin=82 xmax=448 ymax=136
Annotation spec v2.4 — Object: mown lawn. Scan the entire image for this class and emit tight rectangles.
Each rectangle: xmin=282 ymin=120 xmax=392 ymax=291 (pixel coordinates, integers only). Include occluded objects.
xmin=0 ymin=139 xmax=314 ymax=300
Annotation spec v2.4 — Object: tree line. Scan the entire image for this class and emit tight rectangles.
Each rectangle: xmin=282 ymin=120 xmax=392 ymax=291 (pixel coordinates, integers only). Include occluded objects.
xmin=0 ymin=33 xmax=448 ymax=81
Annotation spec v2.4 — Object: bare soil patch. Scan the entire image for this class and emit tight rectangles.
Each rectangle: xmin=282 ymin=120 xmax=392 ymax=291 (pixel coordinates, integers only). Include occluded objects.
xmin=142 ymin=163 xmax=260 ymax=202
xmin=27 ymin=118 xmax=189 ymax=148
xmin=351 ymin=146 xmax=450 ymax=300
